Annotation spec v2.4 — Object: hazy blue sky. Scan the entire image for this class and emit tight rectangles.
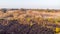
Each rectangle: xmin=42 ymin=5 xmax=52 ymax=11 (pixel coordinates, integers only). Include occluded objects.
xmin=0 ymin=0 xmax=60 ymax=9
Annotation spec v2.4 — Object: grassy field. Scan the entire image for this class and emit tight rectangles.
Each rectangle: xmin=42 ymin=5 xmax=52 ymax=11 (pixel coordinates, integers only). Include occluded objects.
xmin=0 ymin=9 xmax=60 ymax=34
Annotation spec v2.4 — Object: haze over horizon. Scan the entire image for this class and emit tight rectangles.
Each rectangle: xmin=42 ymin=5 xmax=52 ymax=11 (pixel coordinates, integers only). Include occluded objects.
xmin=0 ymin=0 xmax=60 ymax=9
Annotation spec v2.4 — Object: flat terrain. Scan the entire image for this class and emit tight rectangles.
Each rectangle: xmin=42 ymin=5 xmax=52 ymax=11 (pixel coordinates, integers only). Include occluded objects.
xmin=0 ymin=9 xmax=60 ymax=34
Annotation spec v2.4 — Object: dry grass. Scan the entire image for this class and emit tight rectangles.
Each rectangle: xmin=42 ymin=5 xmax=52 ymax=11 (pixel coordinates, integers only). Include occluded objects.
xmin=0 ymin=9 xmax=60 ymax=34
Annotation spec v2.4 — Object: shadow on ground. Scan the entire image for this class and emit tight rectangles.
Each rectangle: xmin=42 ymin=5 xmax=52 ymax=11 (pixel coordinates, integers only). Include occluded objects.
xmin=0 ymin=20 xmax=54 ymax=34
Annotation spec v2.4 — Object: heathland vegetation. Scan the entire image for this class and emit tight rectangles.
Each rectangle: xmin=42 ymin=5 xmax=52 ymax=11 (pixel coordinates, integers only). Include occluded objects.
xmin=0 ymin=9 xmax=60 ymax=34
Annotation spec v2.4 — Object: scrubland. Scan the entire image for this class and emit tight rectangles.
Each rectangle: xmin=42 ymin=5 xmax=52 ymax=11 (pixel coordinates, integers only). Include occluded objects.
xmin=0 ymin=9 xmax=60 ymax=34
